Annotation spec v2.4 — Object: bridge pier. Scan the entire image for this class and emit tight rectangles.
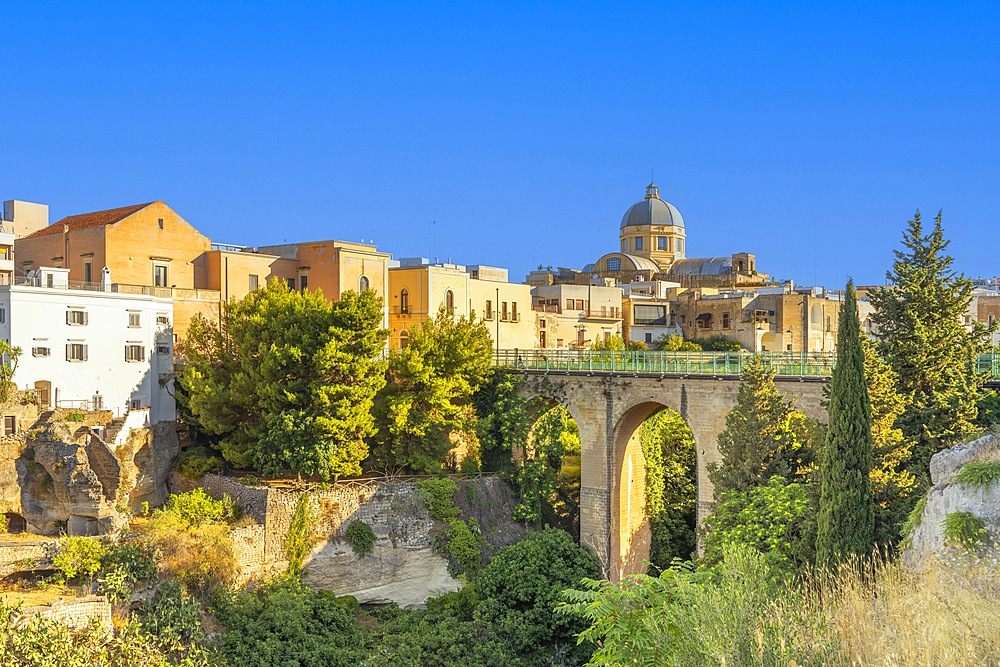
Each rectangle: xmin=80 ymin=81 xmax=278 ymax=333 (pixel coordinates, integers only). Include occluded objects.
xmin=519 ymin=372 xmax=827 ymax=582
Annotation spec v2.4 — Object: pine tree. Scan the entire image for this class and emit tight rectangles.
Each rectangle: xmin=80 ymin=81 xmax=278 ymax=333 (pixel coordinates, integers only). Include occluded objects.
xmin=817 ymin=281 xmax=874 ymax=565
xmin=708 ymin=355 xmax=809 ymax=495
xmin=869 ymin=211 xmax=997 ymax=479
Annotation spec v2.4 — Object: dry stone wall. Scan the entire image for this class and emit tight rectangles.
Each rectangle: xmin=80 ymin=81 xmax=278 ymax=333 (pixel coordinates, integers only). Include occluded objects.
xmin=18 ymin=595 xmax=112 ymax=632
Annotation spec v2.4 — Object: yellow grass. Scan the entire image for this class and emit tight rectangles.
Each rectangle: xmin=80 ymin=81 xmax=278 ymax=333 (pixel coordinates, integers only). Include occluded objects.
xmin=0 ymin=583 xmax=78 ymax=608
xmin=823 ymin=556 xmax=1000 ymax=666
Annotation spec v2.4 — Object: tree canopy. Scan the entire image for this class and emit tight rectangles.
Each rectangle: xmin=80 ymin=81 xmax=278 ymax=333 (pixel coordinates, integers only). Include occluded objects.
xmin=179 ymin=280 xmax=388 ymax=480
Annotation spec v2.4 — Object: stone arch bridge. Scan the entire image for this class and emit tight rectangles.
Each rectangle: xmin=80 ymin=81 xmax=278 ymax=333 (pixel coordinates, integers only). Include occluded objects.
xmin=516 ymin=370 xmax=828 ymax=581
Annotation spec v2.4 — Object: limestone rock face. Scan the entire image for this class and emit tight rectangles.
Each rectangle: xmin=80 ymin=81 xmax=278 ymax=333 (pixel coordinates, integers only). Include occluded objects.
xmin=302 ymin=542 xmax=461 ymax=608
xmin=907 ymin=435 xmax=1000 ymax=559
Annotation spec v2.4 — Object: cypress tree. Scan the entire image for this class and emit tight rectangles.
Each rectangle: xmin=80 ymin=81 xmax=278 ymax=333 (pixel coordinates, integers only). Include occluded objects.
xmin=817 ymin=280 xmax=874 ymax=565
xmin=869 ymin=211 xmax=997 ymax=479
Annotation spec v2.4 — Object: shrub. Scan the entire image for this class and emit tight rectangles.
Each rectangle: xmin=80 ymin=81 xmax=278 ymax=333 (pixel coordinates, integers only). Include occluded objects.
xmin=417 ymin=478 xmax=460 ymax=520
xmin=285 ymin=494 xmax=317 ymax=572
xmin=954 ymin=460 xmax=1000 ymax=487
xmin=442 ymin=518 xmax=482 ymax=577
xmin=0 ymin=514 xmax=6 ymax=534
xmin=345 ymin=519 xmax=376 ymax=557
xmin=66 ymin=411 xmax=85 ymax=422
xmin=137 ymin=579 xmax=209 ymax=664
xmin=160 ymin=488 xmax=240 ymax=526
xmin=900 ymin=492 xmax=928 ymax=544
xmin=53 ymin=536 xmax=105 ymax=582
xmin=99 ymin=540 xmax=158 ymax=603
xmin=942 ymin=511 xmax=988 ymax=552
xmin=175 ymin=446 xmax=226 ymax=479
xmin=689 ymin=334 xmax=742 ymax=351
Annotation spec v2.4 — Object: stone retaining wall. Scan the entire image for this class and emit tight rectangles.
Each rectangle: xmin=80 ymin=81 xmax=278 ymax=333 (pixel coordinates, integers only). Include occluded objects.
xmin=0 ymin=539 xmax=58 ymax=577
xmin=19 ymin=595 xmax=112 ymax=632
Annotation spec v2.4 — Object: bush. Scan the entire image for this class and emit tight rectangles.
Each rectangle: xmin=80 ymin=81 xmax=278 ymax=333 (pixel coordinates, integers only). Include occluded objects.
xmin=441 ymin=518 xmax=482 ymax=577
xmin=175 ymin=447 xmax=226 ymax=479
xmin=689 ymin=334 xmax=742 ymax=351
xmin=417 ymin=478 xmax=460 ymax=520
xmin=943 ymin=511 xmax=988 ymax=552
xmin=345 ymin=519 xmax=376 ymax=557
xmin=99 ymin=540 xmax=158 ymax=603
xmin=954 ymin=460 xmax=1000 ymax=487
xmin=285 ymin=493 xmax=318 ymax=572
xmin=53 ymin=536 xmax=105 ymax=582
xmin=160 ymin=488 xmax=240 ymax=526
xmin=137 ymin=579 xmax=209 ymax=664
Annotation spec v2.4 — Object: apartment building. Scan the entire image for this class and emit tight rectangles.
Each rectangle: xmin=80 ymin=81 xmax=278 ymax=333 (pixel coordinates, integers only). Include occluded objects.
xmin=531 ymin=282 xmax=623 ymax=349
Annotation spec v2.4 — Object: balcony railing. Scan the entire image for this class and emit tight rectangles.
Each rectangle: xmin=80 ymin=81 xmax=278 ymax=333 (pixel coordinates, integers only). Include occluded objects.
xmin=12 ymin=277 xmax=221 ymax=301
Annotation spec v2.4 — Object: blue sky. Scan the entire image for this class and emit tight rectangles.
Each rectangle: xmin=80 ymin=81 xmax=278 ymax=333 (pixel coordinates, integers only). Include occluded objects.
xmin=2 ymin=2 xmax=998 ymax=287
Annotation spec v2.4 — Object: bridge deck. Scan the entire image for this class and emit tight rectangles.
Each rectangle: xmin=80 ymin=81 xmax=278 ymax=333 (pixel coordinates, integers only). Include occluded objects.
xmin=494 ymin=349 xmax=1000 ymax=383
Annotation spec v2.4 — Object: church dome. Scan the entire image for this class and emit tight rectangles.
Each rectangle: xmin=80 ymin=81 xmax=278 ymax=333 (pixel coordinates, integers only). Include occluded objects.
xmin=620 ymin=182 xmax=684 ymax=230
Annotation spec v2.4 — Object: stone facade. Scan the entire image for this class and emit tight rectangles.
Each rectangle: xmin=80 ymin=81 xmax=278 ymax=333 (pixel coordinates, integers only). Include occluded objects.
xmin=0 ymin=539 xmax=58 ymax=577
xmin=519 ymin=372 xmax=827 ymax=581
xmin=17 ymin=595 xmax=112 ymax=632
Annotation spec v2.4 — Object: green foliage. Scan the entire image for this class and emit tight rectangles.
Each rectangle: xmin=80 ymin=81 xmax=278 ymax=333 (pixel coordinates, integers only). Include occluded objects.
xmin=688 ymin=334 xmax=742 ymax=351
xmin=701 ymin=476 xmax=814 ymax=571
xmin=869 ymin=211 xmax=998 ymax=480
xmin=652 ymin=333 xmax=702 ymax=351
xmin=513 ymin=405 xmax=581 ymax=531
xmin=900 ymin=492 xmax=928 ymax=544
xmin=361 ymin=603 xmax=484 ymax=667
xmin=954 ymin=460 xmax=1000 ymax=487
xmin=976 ymin=390 xmax=1000 ymax=428
xmin=942 ymin=511 xmax=988 ymax=552
xmin=99 ymin=539 xmax=158 ymax=603
xmin=640 ymin=409 xmax=697 ymax=567
xmin=0 ymin=600 xmax=180 ymax=666
xmin=0 ymin=340 xmax=22 ymax=404
xmin=417 ymin=477 xmax=460 ymax=520
xmin=474 ymin=372 xmax=532 ymax=474
xmin=180 ymin=280 xmax=389 ymax=480
xmin=560 ymin=544 xmax=840 ymax=667
xmin=174 ymin=446 xmax=226 ymax=479
xmin=440 ymin=518 xmax=483 ymax=576
xmin=474 ymin=527 xmax=600 ymax=666
xmin=344 ymin=518 xmax=376 ymax=558
xmin=137 ymin=579 xmax=210 ymax=665
xmin=214 ymin=574 xmax=364 ymax=667
xmin=708 ymin=355 xmax=812 ymax=495
xmin=53 ymin=536 xmax=105 ymax=582
xmin=65 ymin=411 xmax=85 ymax=422
xmin=161 ymin=488 xmax=240 ymax=526
xmin=373 ymin=308 xmax=494 ymax=473
xmin=817 ymin=281 xmax=874 ymax=566
xmin=863 ymin=336 xmax=918 ymax=548
xmin=285 ymin=493 xmax=318 ymax=571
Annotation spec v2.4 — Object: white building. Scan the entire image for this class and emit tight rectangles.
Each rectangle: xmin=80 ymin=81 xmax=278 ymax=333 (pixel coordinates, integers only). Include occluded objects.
xmin=0 ymin=267 xmax=175 ymax=424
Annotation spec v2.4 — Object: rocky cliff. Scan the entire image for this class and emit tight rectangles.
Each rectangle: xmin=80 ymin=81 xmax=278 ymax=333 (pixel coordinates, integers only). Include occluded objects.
xmin=907 ymin=434 xmax=1000 ymax=559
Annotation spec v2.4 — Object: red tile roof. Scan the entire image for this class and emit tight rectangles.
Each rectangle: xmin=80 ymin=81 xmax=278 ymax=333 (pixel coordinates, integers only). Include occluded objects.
xmin=24 ymin=202 xmax=156 ymax=239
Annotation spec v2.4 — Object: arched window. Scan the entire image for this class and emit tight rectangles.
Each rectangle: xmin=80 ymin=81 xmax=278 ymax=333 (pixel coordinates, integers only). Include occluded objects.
xmin=399 ymin=330 xmax=409 ymax=349
xmin=359 ymin=276 xmax=370 ymax=292
xmin=400 ymin=288 xmax=409 ymax=314
xmin=445 ymin=290 xmax=455 ymax=315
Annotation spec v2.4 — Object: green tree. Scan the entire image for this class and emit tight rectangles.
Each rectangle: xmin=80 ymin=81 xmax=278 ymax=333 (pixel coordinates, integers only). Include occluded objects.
xmin=180 ymin=280 xmax=388 ymax=480
xmin=869 ymin=211 xmax=997 ymax=479
xmin=653 ymin=333 xmax=702 ymax=351
xmin=0 ymin=340 xmax=21 ymax=404
xmin=512 ymin=405 xmax=581 ymax=532
xmin=708 ymin=355 xmax=810 ymax=495
xmin=373 ymin=308 xmax=493 ymax=473
xmin=689 ymin=334 xmax=742 ymax=351
xmin=863 ymin=336 xmax=917 ymax=547
xmin=474 ymin=527 xmax=599 ymax=667
xmin=640 ymin=409 xmax=697 ymax=567
xmin=817 ymin=281 xmax=874 ymax=565
xmin=474 ymin=372 xmax=532 ymax=474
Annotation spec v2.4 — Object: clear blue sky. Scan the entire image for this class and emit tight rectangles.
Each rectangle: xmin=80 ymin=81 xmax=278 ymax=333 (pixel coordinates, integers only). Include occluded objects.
xmin=2 ymin=2 xmax=998 ymax=287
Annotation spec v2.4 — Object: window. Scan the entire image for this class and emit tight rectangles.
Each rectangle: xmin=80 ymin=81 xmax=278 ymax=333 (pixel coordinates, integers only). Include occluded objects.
xmin=158 ymin=218 xmax=164 ymax=229
xmin=46 ymin=274 xmax=54 ymax=288
xmin=657 ymin=236 xmax=667 ymax=251
xmin=249 ymin=274 xmax=259 ymax=291
xmin=604 ymin=331 xmax=611 ymax=342
xmin=66 ymin=343 xmax=88 ymax=362
xmin=539 ymin=330 xmax=546 ymax=347
xmin=722 ymin=312 xmax=731 ymax=329
xmin=539 ymin=319 xmax=545 ymax=328
xmin=67 ymin=309 xmax=88 ymax=326
xmin=84 ymin=261 xmax=93 ymax=284
xmin=0 ymin=308 xmax=4 ymax=323
xmin=399 ymin=330 xmax=409 ymax=349
xmin=485 ymin=300 xmax=493 ymax=320
xmin=156 ymin=314 xmax=170 ymax=326
xmin=826 ymin=316 xmax=831 ymax=331
xmin=634 ymin=305 xmax=666 ymax=325
xmin=511 ymin=302 xmax=518 ymax=322
xmin=153 ymin=264 xmax=168 ymax=287
xmin=400 ymin=288 xmax=410 ymax=314
xmin=677 ymin=238 xmax=683 ymax=253
xmin=359 ymin=276 xmax=370 ymax=292
xmin=621 ymin=240 xmax=626 ymax=252
xmin=128 ymin=312 xmax=141 ymax=328
xmin=130 ymin=398 xmax=142 ymax=411
xmin=125 ymin=344 xmax=145 ymax=362
xmin=501 ymin=302 xmax=509 ymax=321
xmin=287 ymin=278 xmax=296 ymax=290
xmin=32 ymin=346 xmax=51 ymax=357
xmin=607 ymin=257 xmax=621 ymax=272
xmin=157 ymin=344 xmax=170 ymax=355
xmin=575 ymin=299 xmax=585 ymax=310
xmin=566 ymin=299 xmax=574 ymax=310
xmin=635 ymin=237 xmax=643 ymax=251
xmin=645 ymin=333 xmax=653 ymax=344
xmin=299 ymin=274 xmax=308 ymax=292
xmin=445 ymin=290 xmax=455 ymax=315
xmin=3 ymin=416 xmax=15 ymax=436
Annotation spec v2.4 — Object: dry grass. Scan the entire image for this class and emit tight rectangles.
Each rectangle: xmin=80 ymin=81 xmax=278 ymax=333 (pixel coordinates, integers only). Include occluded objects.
xmin=0 ymin=583 xmax=77 ymax=608
xmin=823 ymin=556 xmax=1000 ymax=666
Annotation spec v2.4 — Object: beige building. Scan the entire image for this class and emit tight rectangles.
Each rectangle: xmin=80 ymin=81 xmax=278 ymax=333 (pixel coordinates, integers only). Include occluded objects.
xmin=621 ymin=280 xmax=684 ymax=346
xmin=388 ymin=259 xmax=534 ymax=350
xmin=531 ymin=282 xmax=623 ymax=349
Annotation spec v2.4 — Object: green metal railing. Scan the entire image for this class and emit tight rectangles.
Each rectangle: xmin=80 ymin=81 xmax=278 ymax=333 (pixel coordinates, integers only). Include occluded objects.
xmin=494 ymin=349 xmax=1000 ymax=380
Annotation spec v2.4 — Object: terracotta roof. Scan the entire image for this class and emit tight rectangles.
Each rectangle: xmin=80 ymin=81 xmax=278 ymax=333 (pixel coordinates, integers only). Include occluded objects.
xmin=25 ymin=202 xmax=156 ymax=238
